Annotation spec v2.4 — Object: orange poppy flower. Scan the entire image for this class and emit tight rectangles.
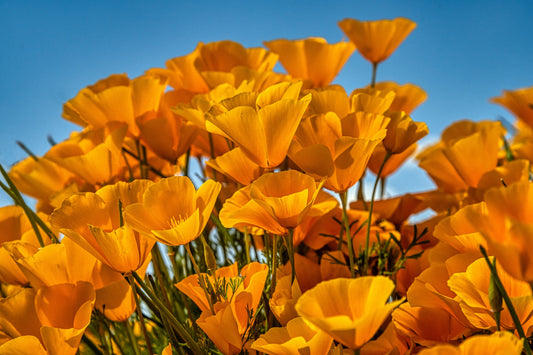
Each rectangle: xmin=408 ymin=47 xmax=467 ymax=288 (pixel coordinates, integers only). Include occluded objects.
xmin=382 ymin=111 xmax=428 ymax=154
xmin=205 ymin=81 xmax=311 ymax=168
xmin=50 ymin=180 xmax=155 ymax=273
xmin=46 ymin=124 xmax=128 ymax=186
xmin=194 ymin=262 xmax=269 ymax=355
xmin=124 ymin=176 xmax=221 ymax=246
xmin=373 ymin=81 xmax=427 ymax=113
xmin=491 ymin=86 xmax=533 ymax=127
xmin=136 ymin=91 xmax=199 ymax=164
xmin=8 ymin=156 xmax=77 ymax=207
xmin=206 ymin=147 xmax=264 ymax=185
xmin=338 ymin=17 xmax=416 ymax=64
xmin=251 ymin=317 xmax=333 ymax=355
xmin=306 ymin=86 xmax=350 ymax=118
xmin=367 ymin=142 xmax=417 ymax=178
xmin=448 ymin=257 xmax=533 ymax=333
xmin=0 ymin=282 xmax=95 ymax=355
xmin=417 ymin=331 xmax=522 ymax=355
xmin=476 ymin=181 xmax=533 ymax=282
xmin=295 ymin=276 xmax=403 ymax=349
xmin=220 ymin=170 xmax=334 ymax=235
xmin=417 ymin=120 xmax=504 ymax=192
xmin=290 ymin=112 xmax=386 ymax=192
xmin=349 ymin=88 xmax=395 ymax=114
xmin=62 ymin=73 xmax=168 ymax=137
xmin=269 ymin=274 xmax=302 ymax=326
xmin=392 ymin=303 xmax=473 ymax=348
xmin=264 ymin=37 xmax=355 ymax=87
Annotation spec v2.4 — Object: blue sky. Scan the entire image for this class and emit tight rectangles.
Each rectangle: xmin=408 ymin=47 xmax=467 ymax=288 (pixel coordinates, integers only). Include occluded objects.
xmin=1 ymin=0 xmax=532 ymax=206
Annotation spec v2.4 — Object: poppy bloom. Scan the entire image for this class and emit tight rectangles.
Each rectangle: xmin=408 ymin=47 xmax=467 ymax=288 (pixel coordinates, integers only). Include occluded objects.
xmin=491 ymin=86 xmax=533 ymax=128
xmin=289 ymin=112 xmax=386 ymax=192
xmin=264 ymin=37 xmax=355 ymax=87
xmin=382 ymin=111 xmax=428 ymax=154
xmin=46 ymin=124 xmax=128 ymax=186
xmin=475 ymin=181 xmax=533 ymax=282
xmin=205 ymin=81 xmax=311 ymax=168
xmin=373 ymin=81 xmax=427 ymax=114
xmin=295 ymin=276 xmax=403 ymax=349
xmin=448 ymin=257 xmax=533 ymax=333
xmin=62 ymin=73 xmax=168 ymax=137
xmin=50 ymin=180 xmax=155 ymax=273
xmin=251 ymin=317 xmax=333 ymax=355
xmin=194 ymin=262 xmax=269 ymax=355
xmin=338 ymin=17 xmax=416 ymax=64
xmin=0 ymin=282 xmax=95 ymax=355
xmin=219 ymin=170 xmax=335 ymax=235
xmin=124 ymin=176 xmax=221 ymax=246
xmin=417 ymin=331 xmax=522 ymax=355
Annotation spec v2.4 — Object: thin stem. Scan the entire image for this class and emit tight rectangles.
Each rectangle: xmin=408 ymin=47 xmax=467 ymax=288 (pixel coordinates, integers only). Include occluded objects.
xmin=370 ymin=62 xmax=378 ymax=87
xmin=124 ymin=320 xmax=141 ymax=355
xmin=183 ymin=148 xmax=191 ymax=177
xmin=271 ymin=235 xmax=279 ymax=297
xmin=480 ymin=246 xmax=533 ymax=355
xmin=340 ymin=191 xmax=356 ymax=278
xmin=81 ymin=334 xmax=104 ymax=355
xmin=132 ymin=271 xmax=205 ymax=355
xmin=244 ymin=228 xmax=251 ymax=264
xmin=363 ymin=152 xmax=390 ymax=275
xmin=0 ymin=180 xmax=46 ymax=247
xmin=126 ymin=274 xmax=154 ymax=355
xmin=151 ymin=244 xmax=173 ymax=309
xmin=16 ymin=141 xmax=38 ymax=161
xmin=185 ymin=243 xmax=216 ymax=315
xmin=122 ymin=147 xmax=167 ymax=178
xmin=286 ymin=229 xmax=296 ymax=284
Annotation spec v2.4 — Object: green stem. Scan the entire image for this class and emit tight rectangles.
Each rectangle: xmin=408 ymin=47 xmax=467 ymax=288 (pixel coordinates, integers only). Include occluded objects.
xmin=286 ymin=229 xmax=296 ymax=284
xmin=132 ymin=271 xmax=205 ymax=355
xmin=124 ymin=320 xmax=141 ymax=355
xmin=271 ymin=235 xmax=279 ymax=297
xmin=480 ymin=246 xmax=533 ymax=355
xmin=340 ymin=191 xmax=356 ymax=278
xmin=183 ymin=148 xmax=191 ymax=177
xmin=0 ymin=174 xmax=61 ymax=247
xmin=16 ymin=141 xmax=38 ymax=161
xmin=122 ymin=147 xmax=167 ymax=178
xmin=363 ymin=152 xmax=390 ymax=275
xmin=151 ymin=244 xmax=173 ymax=309
xmin=356 ymin=175 xmax=367 ymax=210
xmin=370 ymin=62 xmax=378 ymax=88
xmin=244 ymin=228 xmax=251 ymax=264
xmin=185 ymin=243 xmax=216 ymax=315
xmin=126 ymin=274 xmax=154 ymax=355
xmin=81 ymin=334 xmax=104 ymax=355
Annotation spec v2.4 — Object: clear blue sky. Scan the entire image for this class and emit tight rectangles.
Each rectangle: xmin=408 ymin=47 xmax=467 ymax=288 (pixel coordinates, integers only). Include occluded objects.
xmin=1 ymin=0 xmax=532 ymax=206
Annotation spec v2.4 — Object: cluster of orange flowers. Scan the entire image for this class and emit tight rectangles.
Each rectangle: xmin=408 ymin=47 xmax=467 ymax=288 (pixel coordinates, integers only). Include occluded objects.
xmin=1 ymin=16 xmax=533 ymax=355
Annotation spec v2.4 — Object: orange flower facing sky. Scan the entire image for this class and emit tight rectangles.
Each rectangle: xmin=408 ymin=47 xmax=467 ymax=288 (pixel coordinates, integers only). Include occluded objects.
xmin=205 ymin=81 xmax=311 ymax=168
xmin=50 ymin=180 xmax=155 ymax=273
xmin=295 ymin=276 xmax=403 ymax=349
xmin=338 ymin=17 xmax=416 ymax=64
xmin=264 ymin=37 xmax=355 ymax=87
xmin=124 ymin=176 xmax=221 ymax=246
xmin=220 ymin=170 xmax=337 ymax=235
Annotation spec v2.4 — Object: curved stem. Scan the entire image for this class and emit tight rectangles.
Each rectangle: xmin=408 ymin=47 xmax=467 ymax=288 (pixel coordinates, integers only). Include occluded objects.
xmin=339 ymin=191 xmax=355 ymax=278
xmin=132 ymin=271 xmax=205 ymax=355
xmin=363 ymin=152 xmax=390 ymax=275
xmin=126 ymin=274 xmax=154 ymax=355
xmin=480 ymin=246 xmax=533 ymax=355
xmin=185 ymin=243 xmax=216 ymax=315
xmin=286 ymin=229 xmax=296 ymax=284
